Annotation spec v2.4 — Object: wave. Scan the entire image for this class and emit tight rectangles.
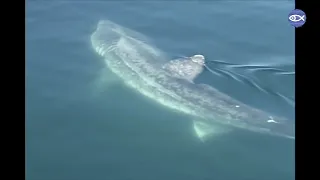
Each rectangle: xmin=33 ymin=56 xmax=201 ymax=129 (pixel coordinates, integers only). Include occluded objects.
xmin=206 ymin=59 xmax=295 ymax=77
xmin=204 ymin=62 xmax=295 ymax=107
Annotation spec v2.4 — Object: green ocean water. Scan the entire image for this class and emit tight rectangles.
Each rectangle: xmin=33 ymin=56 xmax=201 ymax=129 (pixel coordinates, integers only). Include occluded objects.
xmin=26 ymin=1 xmax=295 ymax=180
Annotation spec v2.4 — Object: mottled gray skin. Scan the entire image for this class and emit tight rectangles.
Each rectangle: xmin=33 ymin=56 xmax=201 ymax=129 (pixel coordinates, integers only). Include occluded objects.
xmin=162 ymin=55 xmax=205 ymax=83
xmin=91 ymin=20 xmax=295 ymax=140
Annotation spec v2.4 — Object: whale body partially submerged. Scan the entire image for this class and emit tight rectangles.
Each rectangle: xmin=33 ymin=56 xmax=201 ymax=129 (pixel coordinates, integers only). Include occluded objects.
xmin=90 ymin=20 xmax=295 ymax=141
xmin=162 ymin=54 xmax=205 ymax=83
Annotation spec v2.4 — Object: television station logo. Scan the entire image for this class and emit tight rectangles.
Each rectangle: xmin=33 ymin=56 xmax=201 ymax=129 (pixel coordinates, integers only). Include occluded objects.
xmin=288 ymin=9 xmax=306 ymax=28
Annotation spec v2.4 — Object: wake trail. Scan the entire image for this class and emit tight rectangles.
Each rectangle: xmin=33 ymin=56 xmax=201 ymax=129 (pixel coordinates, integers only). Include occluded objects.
xmin=172 ymin=55 xmax=295 ymax=106
xmin=206 ymin=59 xmax=295 ymax=77
xmin=204 ymin=64 xmax=295 ymax=107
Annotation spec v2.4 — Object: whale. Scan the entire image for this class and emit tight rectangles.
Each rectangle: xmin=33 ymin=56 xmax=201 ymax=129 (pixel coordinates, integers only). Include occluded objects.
xmin=90 ymin=20 xmax=295 ymax=141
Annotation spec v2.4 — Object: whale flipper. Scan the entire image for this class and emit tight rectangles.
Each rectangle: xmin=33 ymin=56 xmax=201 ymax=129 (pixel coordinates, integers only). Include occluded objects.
xmin=163 ymin=55 xmax=205 ymax=83
xmin=90 ymin=67 xmax=121 ymax=96
xmin=193 ymin=120 xmax=231 ymax=142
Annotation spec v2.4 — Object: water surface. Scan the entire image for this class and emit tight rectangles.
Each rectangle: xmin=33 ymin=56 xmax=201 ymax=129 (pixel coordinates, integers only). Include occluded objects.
xmin=26 ymin=1 xmax=295 ymax=180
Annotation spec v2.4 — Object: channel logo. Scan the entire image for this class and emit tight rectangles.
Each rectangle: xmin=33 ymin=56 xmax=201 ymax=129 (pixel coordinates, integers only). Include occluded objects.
xmin=288 ymin=9 xmax=306 ymax=28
